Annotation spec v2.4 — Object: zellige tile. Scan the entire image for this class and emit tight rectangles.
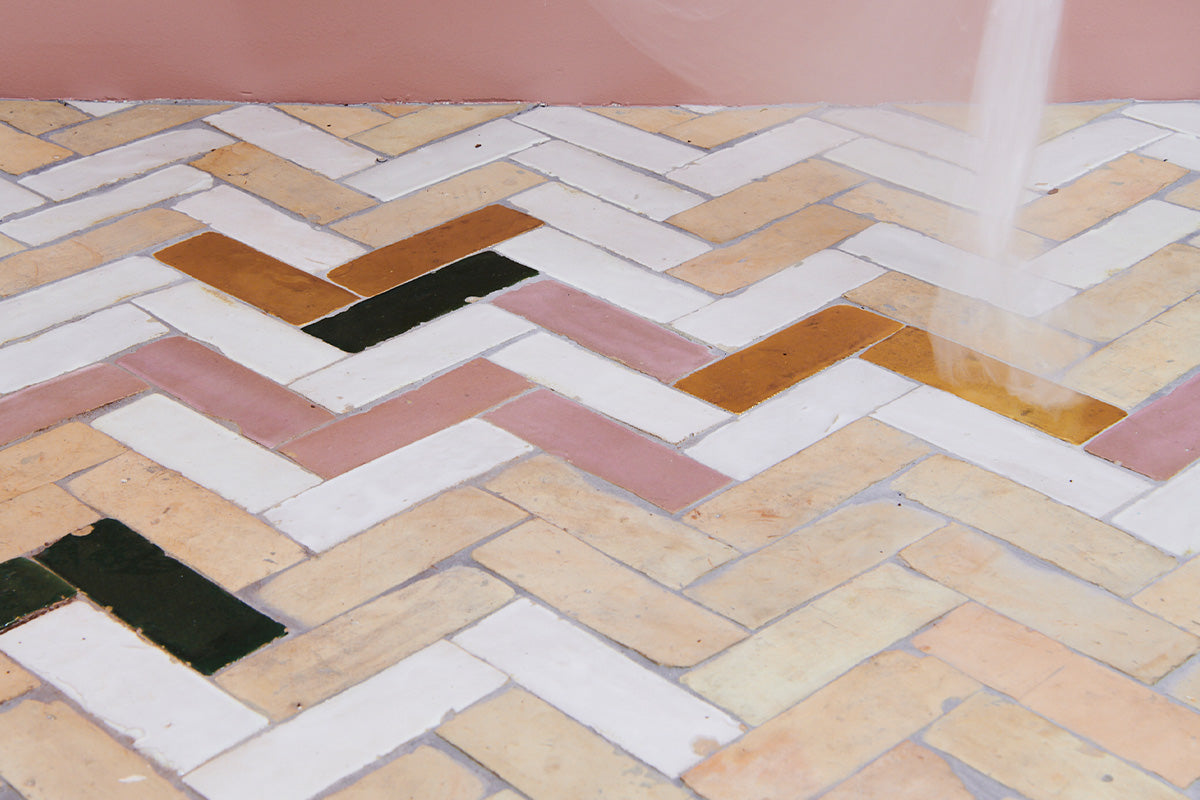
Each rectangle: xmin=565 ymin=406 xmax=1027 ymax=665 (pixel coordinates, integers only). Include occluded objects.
xmin=46 ymin=103 xmax=228 ymax=156
xmin=0 ymin=485 xmax=100 ymax=562
xmin=0 ymin=422 xmax=125 ymax=504
xmin=0 ymin=121 xmax=73 ymax=175
xmin=325 ymin=746 xmax=487 ymax=800
xmin=1029 ymin=116 xmax=1170 ymax=189
xmin=0 ymin=99 xmax=87 ymax=134
xmin=203 ymin=104 xmax=378 ymax=178
xmin=1114 ymin=461 xmax=1200 ymax=557
xmin=1086 ymin=372 xmax=1200 ymax=480
xmin=513 ymin=106 xmax=702 ymax=173
xmin=0 ymin=558 xmax=75 ymax=632
xmin=1123 ymin=101 xmax=1200 ymax=136
xmin=0 ymin=364 xmax=145 ymax=447
xmin=350 ymin=103 xmax=526 ymax=155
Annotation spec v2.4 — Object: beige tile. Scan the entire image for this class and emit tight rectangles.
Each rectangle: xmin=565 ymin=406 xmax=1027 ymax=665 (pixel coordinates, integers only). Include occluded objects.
xmin=0 ymin=423 xmax=124 ymax=504
xmin=256 ymin=487 xmax=526 ymax=627
xmin=587 ymin=105 xmax=698 ymax=133
xmin=372 ymin=103 xmax=430 ymax=118
xmin=486 ymin=455 xmax=735 ymax=589
xmin=1063 ymin=294 xmax=1200 ymax=409
xmin=0 ymin=240 xmax=97 ymax=298
xmin=1166 ymin=658 xmax=1200 ymax=710
xmin=901 ymin=525 xmax=1199 ymax=682
xmin=667 ymin=159 xmax=862 ymax=243
xmin=483 ymin=792 xmax=526 ymax=800
xmin=1168 ymin=177 xmax=1200 ymax=211
xmin=473 ymin=519 xmax=745 ymax=668
xmin=326 ymin=745 xmax=485 ymax=800
xmin=331 ymin=161 xmax=546 ymax=247
xmin=682 ymin=564 xmax=963 ymax=725
xmin=218 ymin=567 xmax=512 ymax=720
xmin=0 ymin=699 xmax=189 ymax=799
xmin=0 ymin=100 xmax=88 ymax=135
xmin=684 ymin=651 xmax=979 ymax=799
xmin=685 ymin=418 xmax=929 ymax=550
xmin=667 ymin=204 xmax=872 ymax=294
xmin=0 ymin=654 xmax=37 ymax=703
xmin=191 ymin=142 xmax=376 ymax=224
xmin=896 ymin=103 xmax=971 ymax=131
xmin=0 ymin=484 xmax=100 ymax=561
xmin=0 ymin=233 xmax=22 ymax=258
xmin=820 ymin=741 xmax=973 ymax=800
xmin=350 ymin=104 xmax=527 ymax=155
xmin=894 ymin=455 xmax=1174 ymax=596
xmin=66 ymin=451 xmax=304 ymax=592
xmin=0 ymin=122 xmax=73 ymax=174
xmin=660 ymin=106 xmax=816 ymax=148
xmin=438 ymin=688 xmax=691 ymax=800
xmin=1038 ymin=101 xmax=1129 ymax=141
xmin=275 ymin=103 xmax=395 ymax=138
xmin=685 ymin=502 xmax=946 ymax=627
xmin=47 ymin=103 xmax=230 ymax=155
xmin=925 ymin=693 xmax=1185 ymax=800
xmin=1134 ymin=557 xmax=1200 ymax=638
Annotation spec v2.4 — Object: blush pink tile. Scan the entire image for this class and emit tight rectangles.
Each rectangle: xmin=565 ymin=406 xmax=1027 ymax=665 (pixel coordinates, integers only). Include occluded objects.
xmin=280 ymin=358 xmax=531 ymax=478
xmin=1086 ymin=373 xmax=1200 ymax=480
xmin=117 ymin=336 xmax=334 ymax=448
xmin=491 ymin=279 xmax=714 ymax=382
xmin=0 ymin=364 xmax=146 ymax=445
xmin=485 ymin=389 xmax=732 ymax=512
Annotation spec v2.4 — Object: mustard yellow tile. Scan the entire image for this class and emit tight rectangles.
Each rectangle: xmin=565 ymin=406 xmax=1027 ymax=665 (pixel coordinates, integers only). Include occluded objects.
xmin=661 ymin=105 xmax=816 ymax=148
xmin=0 ymin=423 xmax=124 ymax=504
xmin=275 ymin=103 xmax=394 ymax=138
xmin=1168 ymin=178 xmax=1200 ymax=211
xmin=0 ymin=100 xmax=87 ymax=135
xmin=0 ymin=121 xmax=73 ymax=174
xmin=0 ymin=484 xmax=100 ymax=562
xmin=350 ymin=104 xmax=527 ymax=155
xmin=588 ymin=105 xmax=698 ymax=133
xmin=0 ymin=654 xmax=37 ymax=704
xmin=47 ymin=103 xmax=230 ymax=155
xmin=326 ymin=746 xmax=486 ymax=800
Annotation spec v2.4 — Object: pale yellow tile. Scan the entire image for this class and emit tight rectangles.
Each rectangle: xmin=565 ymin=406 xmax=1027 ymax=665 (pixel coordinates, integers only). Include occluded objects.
xmin=326 ymin=746 xmax=486 ymax=800
xmin=895 ymin=103 xmax=971 ymax=131
xmin=350 ymin=104 xmax=527 ymax=155
xmin=661 ymin=105 xmax=816 ymax=148
xmin=0 ymin=234 xmax=23 ymax=259
xmin=821 ymin=741 xmax=973 ymax=800
xmin=1038 ymin=101 xmax=1129 ymax=141
xmin=276 ymin=103 xmax=394 ymax=138
xmin=0 ymin=654 xmax=37 ymax=703
xmin=587 ymin=105 xmax=698 ymax=133
xmin=373 ymin=103 xmax=430 ymax=117
xmin=0 ymin=122 xmax=73 ymax=174
xmin=47 ymin=103 xmax=230 ymax=155
xmin=1135 ymin=557 xmax=1200 ymax=638
xmin=0 ymin=423 xmax=124 ymax=504
xmin=1168 ymin=178 xmax=1200 ymax=211
xmin=0 ymin=100 xmax=88 ymax=135
xmin=0 ymin=484 xmax=100 ymax=561
xmin=1166 ymin=657 xmax=1200 ymax=711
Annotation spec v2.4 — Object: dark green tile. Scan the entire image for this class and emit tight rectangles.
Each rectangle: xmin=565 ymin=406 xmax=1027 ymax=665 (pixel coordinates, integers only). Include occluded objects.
xmin=303 ymin=250 xmax=537 ymax=352
xmin=35 ymin=519 xmax=285 ymax=674
xmin=0 ymin=558 xmax=75 ymax=632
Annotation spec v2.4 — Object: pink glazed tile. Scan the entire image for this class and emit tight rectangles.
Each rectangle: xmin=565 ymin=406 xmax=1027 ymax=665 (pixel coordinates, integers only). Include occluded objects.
xmin=485 ymin=389 xmax=732 ymax=512
xmin=0 ymin=364 xmax=146 ymax=445
xmin=117 ymin=337 xmax=334 ymax=448
xmin=280 ymin=358 xmax=531 ymax=478
xmin=492 ymin=279 xmax=715 ymax=382
xmin=1086 ymin=373 xmax=1200 ymax=480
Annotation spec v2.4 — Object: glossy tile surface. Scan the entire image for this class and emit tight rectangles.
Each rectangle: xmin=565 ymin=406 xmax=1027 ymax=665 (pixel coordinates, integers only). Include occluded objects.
xmin=0 ymin=558 xmax=75 ymax=631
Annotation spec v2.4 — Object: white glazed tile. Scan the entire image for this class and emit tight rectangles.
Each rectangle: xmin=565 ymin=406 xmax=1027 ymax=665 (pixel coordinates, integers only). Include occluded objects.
xmin=686 ymin=359 xmax=915 ymax=480
xmin=0 ymin=256 xmax=178 ymax=345
xmin=173 ymin=185 xmax=367 ymax=275
xmin=0 ymin=602 xmax=266 ymax=773
xmin=265 ymin=419 xmax=532 ymax=551
xmin=513 ymin=106 xmax=702 ymax=173
xmin=1113 ymin=462 xmax=1200 ymax=556
xmin=494 ymin=228 xmax=711 ymax=322
xmin=508 ymin=182 xmax=710 ymax=271
xmin=671 ymin=249 xmax=883 ymax=348
xmin=184 ymin=641 xmax=506 ymax=800
xmin=455 ymin=599 xmax=742 ymax=777
xmin=822 ymin=137 xmax=976 ymax=208
xmin=203 ymin=104 xmax=378 ymax=179
xmin=681 ymin=105 xmax=726 ymax=114
xmin=512 ymin=140 xmax=704 ymax=220
xmin=873 ymin=386 xmax=1154 ymax=516
xmin=1029 ymin=117 xmax=1168 ymax=189
xmin=18 ymin=128 xmax=234 ymax=200
xmin=134 ymin=282 xmax=345 ymax=385
xmin=840 ymin=223 xmax=1076 ymax=316
xmin=1122 ymin=102 xmax=1200 ymax=137
xmin=92 ymin=394 xmax=321 ymax=513
xmin=66 ymin=100 xmax=135 ymax=116
xmin=489 ymin=331 xmax=730 ymax=443
xmin=0 ymin=165 xmax=211 ymax=245
xmin=345 ymin=119 xmax=547 ymax=200
xmin=667 ymin=117 xmax=856 ymax=195
xmin=1141 ymin=133 xmax=1200 ymax=173
xmin=1026 ymin=200 xmax=1200 ymax=288
xmin=0 ymin=304 xmax=167 ymax=393
xmin=821 ymin=106 xmax=976 ymax=167
xmin=289 ymin=303 xmax=535 ymax=412
xmin=0 ymin=176 xmax=45 ymax=218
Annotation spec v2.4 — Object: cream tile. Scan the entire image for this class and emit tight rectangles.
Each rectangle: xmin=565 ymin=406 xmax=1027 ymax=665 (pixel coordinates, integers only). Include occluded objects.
xmin=276 ymin=103 xmax=394 ymax=138
xmin=661 ymin=105 xmax=814 ymax=148
xmin=204 ymin=104 xmax=378 ymax=178
xmin=0 ymin=175 xmax=46 ymax=218
xmin=1030 ymin=117 xmax=1169 ymax=189
xmin=47 ymin=103 xmax=227 ymax=155
xmin=1037 ymin=101 xmax=1129 ymax=140
xmin=350 ymin=103 xmax=526 ymax=154
xmin=1116 ymin=461 xmax=1200 ymax=557
xmin=1123 ymin=101 xmax=1200 ymax=136
xmin=0 ymin=234 xmax=21 ymax=258
xmin=66 ymin=100 xmax=135 ymax=117
xmin=821 ymin=106 xmax=975 ymax=166
xmin=514 ymin=106 xmax=702 ymax=172
xmin=823 ymin=137 xmax=975 ymax=207
xmin=325 ymin=746 xmax=486 ymax=800
xmin=1143 ymin=133 xmax=1200 ymax=172
xmin=588 ymin=105 xmax=698 ymax=133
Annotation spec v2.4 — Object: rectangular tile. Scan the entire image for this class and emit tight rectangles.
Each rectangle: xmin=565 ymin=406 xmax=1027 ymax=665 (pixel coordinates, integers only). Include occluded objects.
xmin=0 ymin=485 xmax=100 ymax=562
xmin=513 ymin=106 xmax=702 ymax=173
xmin=589 ymin=105 xmax=699 ymax=133
xmin=203 ymin=104 xmax=378 ymax=178
xmin=46 ymin=103 xmax=228 ymax=156
xmin=1029 ymin=117 xmax=1171 ymax=189
xmin=1143 ymin=132 xmax=1200 ymax=171
xmin=820 ymin=106 xmax=976 ymax=166
xmin=276 ymin=103 xmax=395 ymax=137
xmin=1114 ymin=461 xmax=1200 ymax=557
xmin=0 ymin=99 xmax=87 ymax=134
xmin=1124 ymin=101 xmax=1200 ymax=135
xmin=0 ymin=654 xmax=36 ymax=704
xmin=1086 ymin=373 xmax=1200 ymax=480
xmin=0 ymin=121 xmax=72 ymax=175
xmin=660 ymin=105 xmax=812 ymax=148
xmin=0 ymin=364 xmax=145 ymax=447
xmin=0 ymin=558 xmax=75 ymax=632
xmin=1135 ymin=536 xmax=1200 ymax=632
xmin=820 ymin=741 xmax=974 ymax=800
xmin=0 ymin=176 xmax=45 ymax=218
xmin=0 ymin=422 xmax=125 ymax=504
xmin=325 ymin=745 xmax=486 ymax=800
xmin=348 ymin=103 xmax=524 ymax=154
xmin=823 ymin=136 xmax=976 ymax=207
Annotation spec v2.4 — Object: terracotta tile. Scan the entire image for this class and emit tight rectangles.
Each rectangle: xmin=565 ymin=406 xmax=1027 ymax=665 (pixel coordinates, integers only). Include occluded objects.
xmin=0 ymin=558 xmax=75 ymax=631
xmin=0 ymin=653 xmax=36 ymax=703
xmin=66 ymin=451 xmax=305 ymax=592
xmin=325 ymin=746 xmax=486 ymax=800
xmin=901 ymin=525 xmax=1199 ymax=682
xmin=0 ymin=423 xmax=124 ymax=504
xmin=677 ymin=306 xmax=902 ymax=413
xmin=350 ymin=104 xmax=528 ymax=155
xmin=660 ymin=106 xmax=816 ymax=148
xmin=474 ymin=520 xmax=745 ymax=667
xmin=1168 ymin=177 xmax=1200 ymax=210
xmin=683 ymin=651 xmax=979 ymax=800
xmin=328 ymin=205 xmax=542 ymax=296
xmin=485 ymin=390 xmax=732 ymax=513
xmin=588 ymin=105 xmax=699 ymax=132
xmin=191 ymin=142 xmax=376 ymax=224
xmin=493 ymin=280 xmax=714 ymax=381
xmin=256 ymin=487 xmax=525 ymax=626
xmin=219 ymin=567 xmax=512 ymax=719
xmin=486 ymin=455 xmax=735 ymax=589
xmin=1086 ymin=372 xmax=1200 ymax=480
xmin=0 ymin=122 xmax=73 ymax=174
xmin=668 ymin=204 xmax=873 ymax=294
xmin=438 ymin=688 xmax=692 ymax=800
xmin=154 ymin=232 xmax=357 ymax=325
xmin=0 ymin=100 xmax=87 ymax=135
xmin=275 ymin=104 xmax=394 ymax=138
xmin=0 ymin=699 xmax=190 ymax=799
xmin=925 ymin=693 xmax=1186 ymax=800
xmin=0 ymin=485 xmax=100 ymax=562
xmin=46 ymin=102 xmax=230 ymax=155
xmin=686 ymin=417 xmax=928 ymax=549
xmin=0 ymin=364 xmax=146 ymax=446
xmin=820 ymin=742 xmax=973 ymax=800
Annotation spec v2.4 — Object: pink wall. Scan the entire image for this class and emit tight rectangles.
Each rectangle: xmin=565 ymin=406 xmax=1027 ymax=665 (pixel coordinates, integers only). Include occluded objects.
xmin=2 ymin=0 xmax=1197 ymax=104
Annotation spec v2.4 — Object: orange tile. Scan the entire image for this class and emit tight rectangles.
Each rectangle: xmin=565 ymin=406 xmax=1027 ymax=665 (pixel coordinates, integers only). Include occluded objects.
xmin=676 ymin=306 xmax=902 ymax=413
xmin=327 ymin=204 xmax=542 ymax=296
xmin=154 ymin=232 xmax=358 ymax=325
xmin=863 ymin=327 xmax=1125 ymax=444
xmin=47 ymin=103 xmax=229 ymax=155
xmin=0 ymin=100 xmax=87 ymax=135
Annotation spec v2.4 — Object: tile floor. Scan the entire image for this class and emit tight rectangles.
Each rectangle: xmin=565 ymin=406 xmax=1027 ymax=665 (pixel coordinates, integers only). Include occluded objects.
xmin=1 ymin=97 xmax=1200 ymax=799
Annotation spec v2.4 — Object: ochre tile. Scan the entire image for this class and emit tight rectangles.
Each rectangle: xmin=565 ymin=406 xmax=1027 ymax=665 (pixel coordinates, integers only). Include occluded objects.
xmin=191 ymin=142 xmax=376 ymax=224
xmin=219 ymin=567 xmax=512 ymax=719
xmin=0 ymin=484 xmax=101 ymax=562
xmin=255 ymin=488 xmax=526 ymax=627
xmin=588 ymin=105 xmax=699 ymax=133
xmin=325 ymin=746 xmax=486 ymax=800
xmin=0 ymin=122 xmax=73 ymax=174
xmin=0 ymin=423 xmax=124 ymax=504
xmin=667 ymin=204 xmax=872 ymax=293
xmin=683 ymin=651 xmax=979 ymax=800
xmin=660 ymin=105 xmax=816 ymax=148
xmin=275 ymin=104 xmax=395 ymax=138
xmin=327 ymin=205 xmax=542 ymax=296
xmin=1168 ymin=177 xmax=1200 ymax=210
xmin=154 ymin=232 xmax=358 ymax=325
xmin=0 ymin=364 xmax=146 ymax=446
xmin=0 ymin=100 xmax=88 ymax=135
xmin=46 ymin=103 xmax=230 ymax=155
xmin=685 ymin=417 xmax=929 ymax=550
xmin=667 ymin=159 xmax=862 ymax=243
xmin=0 ymin=653 xmax=37 ymax=704
xmin=473 ymin=519 xmax=746 ymax=667
xmin=1087 ymin=372 xmax=1200 ymax=480
xmin=820 ymin=742 xmax=973 ymax=800
xmin=862 ymin=327 xmax=1125 ymax=443
xmin=677 ymin=306 xmax=902 ymax=413
xmin=350 ymin=104 xmax=527 ymax=155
